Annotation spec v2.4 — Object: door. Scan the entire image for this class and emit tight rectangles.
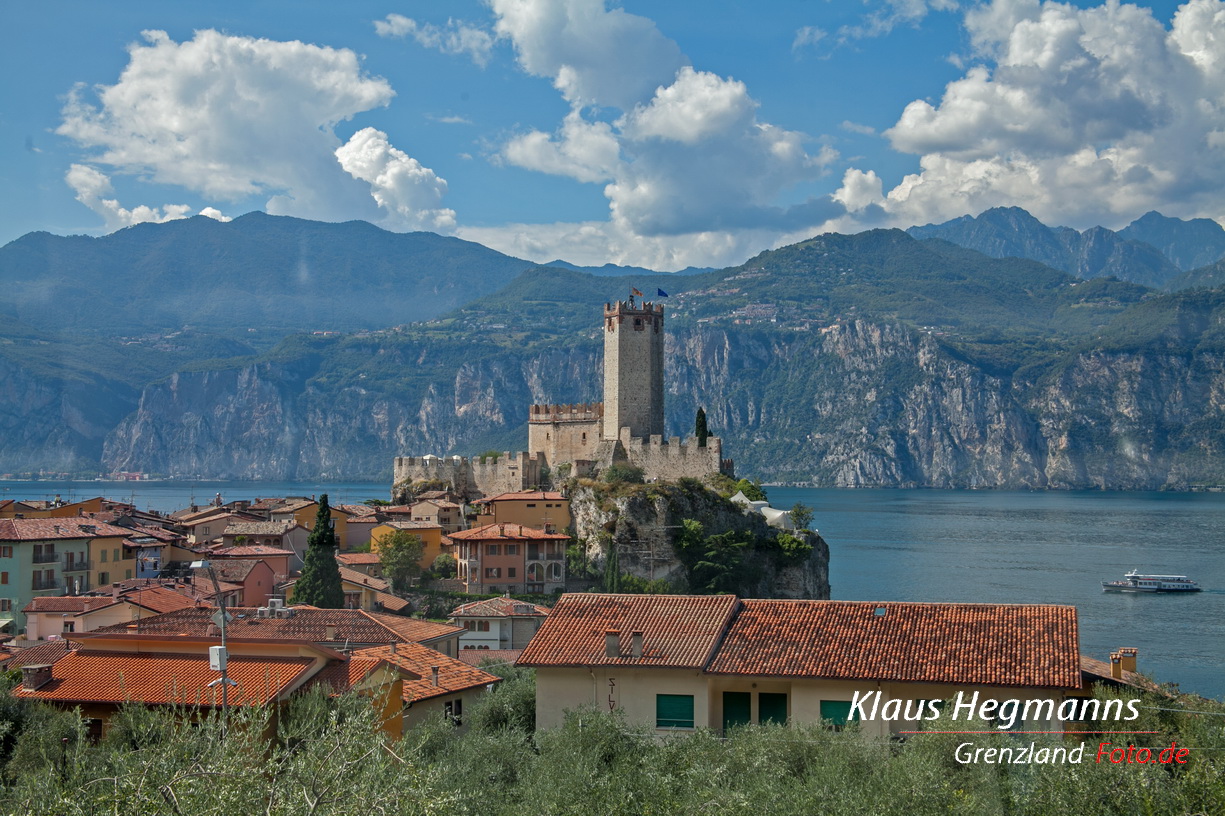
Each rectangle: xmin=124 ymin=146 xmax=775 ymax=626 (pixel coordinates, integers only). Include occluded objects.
xmin=722 ymin=691 xmax=751 ymax=732
xmin=759 ymin=692 xmax=788 ymax=725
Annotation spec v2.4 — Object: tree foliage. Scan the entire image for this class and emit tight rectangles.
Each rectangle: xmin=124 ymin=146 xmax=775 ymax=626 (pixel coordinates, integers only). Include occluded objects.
xmin=789 ymin=502 xmax=814 ymax=530
xmin=293 ymin=494 xmax=345 ymax=608
xmin=379 ymin=530 xmax=425 ymax=593
xmin=695 ymin=407 xmax=709 ymax=447
xmin=734 ymin=478 xmax=767 ymax=501
xmin=602 ymin=463 xmax=645 ymax=484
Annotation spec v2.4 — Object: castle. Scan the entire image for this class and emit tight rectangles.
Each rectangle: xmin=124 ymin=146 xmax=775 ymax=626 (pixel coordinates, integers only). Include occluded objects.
xmin=393 ymin=296 xmax=733 ymax=499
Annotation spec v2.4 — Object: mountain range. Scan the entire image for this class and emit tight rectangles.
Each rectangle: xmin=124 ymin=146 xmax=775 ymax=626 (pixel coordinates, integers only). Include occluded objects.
xmin=4 ymin=208 xmax=1225 ymax=489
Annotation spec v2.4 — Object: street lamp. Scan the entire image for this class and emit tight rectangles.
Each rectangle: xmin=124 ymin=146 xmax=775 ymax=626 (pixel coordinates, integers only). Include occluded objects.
xmin=191 ymin=560 xmax=237 ymax=735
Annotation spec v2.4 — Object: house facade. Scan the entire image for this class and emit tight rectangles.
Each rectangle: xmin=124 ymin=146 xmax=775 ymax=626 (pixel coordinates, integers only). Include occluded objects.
xmin=449 ymin=596 xmax=551 ymax=651
xmin=447 ymin=524 xmax=569 ymax=594
xmin=519 ymin=594 xmax=1085 ymax=735
xmin=474 ymin=491 xmax=570 ymax=532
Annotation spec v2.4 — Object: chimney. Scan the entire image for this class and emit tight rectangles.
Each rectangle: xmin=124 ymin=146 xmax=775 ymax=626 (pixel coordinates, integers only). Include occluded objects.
xmin=390 ymin=642 xmax=397 ymax=655
xmin=1118 ymin=647 xmax=1138 ymax=674
xmin=604 ymin=629 xmax=620 ymax=658
xmin=431 ymin=666 xmax=439 ymax=687
xmin=112 ymin=582 xmax=122 ymax=600
xmin=631 ymin=631 xmax=643 ymax=659
xmin=1109 ymin=651 xmax=1123 ymax=680
xmin=21 ymin=664 xmax=53 ymax=691
xmin=325 ymin=625 xmax=337 ymax=640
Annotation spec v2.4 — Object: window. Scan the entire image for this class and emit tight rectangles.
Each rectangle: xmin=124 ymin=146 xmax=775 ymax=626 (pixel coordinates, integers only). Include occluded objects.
xmin=125 ymin=569 xmax=133 ymax=580
xmin=527 ymin=563 xmax=542 ymax=581
xmin=0 ymin=546 xmax=11 ymax=558
xmin=98 ymin=572 xmax=109 ymax=585
xmin=548 ymin=562 xmax=563 ymax=581
xmin=759 ymin=693 xmax=788 ymax=725
xmin=656 ymin=695 xmax=695 ymax=729
xmin=507 ymin=567 xmax=516 ymax=578
xmin=505 ymin=544 xmax=518 ymax=555
xmin=444 ymin=698 xmax=463 ymax=726
xmin=100 ymin=549 xmax=108 ymax=562
xmin=526 ymin=503 xmax=537 ymax=508
xmin=0 ymin=599 xmax=10 ymax=612
xmin=487 ymin=544 xmax=500 ymax=556
xmin=819 ymin=700 xmax=860 ymax=730
xmin=0 ymin=572 xmax=7 ymax=585
xmin=113 ymin=548 xmax=120 ymax=562
xmin=484 ymin=567 xmax=501 ymax=579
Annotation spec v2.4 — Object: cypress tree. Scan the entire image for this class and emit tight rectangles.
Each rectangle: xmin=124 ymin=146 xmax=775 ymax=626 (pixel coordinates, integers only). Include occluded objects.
xmin=293 ymin=494 xmax=345 ymax=608
xmin=695 ymin=407 xmax=709 ymax=448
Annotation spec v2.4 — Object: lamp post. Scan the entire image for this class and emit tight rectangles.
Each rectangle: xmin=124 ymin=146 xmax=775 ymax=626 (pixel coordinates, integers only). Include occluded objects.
xmin=191 ymin=559 xmax=237 ymax=735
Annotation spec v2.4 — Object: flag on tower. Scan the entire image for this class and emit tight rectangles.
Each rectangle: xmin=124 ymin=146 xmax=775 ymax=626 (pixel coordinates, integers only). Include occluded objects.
xmin=656 ymin=288 xmax=669 ymax=297
xmin=631 ymin=287 xmax=644 ymax=297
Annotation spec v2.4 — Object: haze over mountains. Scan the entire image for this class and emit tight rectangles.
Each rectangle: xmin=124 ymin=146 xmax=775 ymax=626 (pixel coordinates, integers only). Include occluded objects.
xmin=3 ymin=208 xmax=1225 ymax=488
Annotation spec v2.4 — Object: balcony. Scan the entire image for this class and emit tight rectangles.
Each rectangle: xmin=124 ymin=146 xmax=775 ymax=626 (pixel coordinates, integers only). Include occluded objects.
xmin=62 ymin=559 xmax=92 ymax=572
xmin=32 ymin=552 xmax=58 ymax=564
xmin=31 ymin=577 xmax=61 ymax=591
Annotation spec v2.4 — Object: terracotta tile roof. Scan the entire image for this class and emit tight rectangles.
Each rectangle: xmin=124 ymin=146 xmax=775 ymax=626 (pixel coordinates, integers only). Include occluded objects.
xmin=23 ymin=596 xmax=117 ymax=614
xmin=303 ymin=657 xmax=385 ymax=696
xmin=480 ymin=491 xmax=566 ymax=503
xmin=376 ymin=520 xmax=444 ymax=531
xmin=0 ymin=518 xmax=133 ymax=541
xmin=379 ymin=506 xmax=415 ymax=515
xmin=353 ymin=644 xmax=500 ymax=703
xmin=274 ymin=499 xmax=317 ymax=513
xmin=337 ymin=552 xmax=382 ymax=565
xmin=130 ymin=524 xmax=182 ymax=542
xmin=371 ymin=591 xmax=411 ymax=613
xmin=222 ymin=521 xmax=296 ymax=536
xmin=208 ymin=544 xmax=295 ymax=557
xmin=336 ymin=504 xmax=378 ymax=517
xmin=121 ymin=586 xmax=204 ymax=615
xmin=338 ymin=566 xmax=391 ymax=591
xmin=446 ymin=523 xmax=569 ymax=542
xmin=1080 ymin=655 xmax=1158 ymax=692
xmin=13 ymin=650 xmax=313 ymax=706
xmin=518 ymin=593 xmax=740 ymax=669
xmin=198 ymin=560 xmax=267 ymax=583
xmin=90 ymin=607 xmax=460 ymax=646
xmin=457 ymin=648 xmax=522 ymax=667
xmin=706 ymin=600 xmax=1082 ymax=689
xmin=413 ymin=499 xmax=462 ymax=510
xmin=346 ymin=516 xmax=379 ymax=525
xmin=449 ymin=597 xmax=550 ymax=618
xmin=108 ymin=577 xmax=238 ymax=601
xmin=5 ymin=640 xmax=71 ymax=669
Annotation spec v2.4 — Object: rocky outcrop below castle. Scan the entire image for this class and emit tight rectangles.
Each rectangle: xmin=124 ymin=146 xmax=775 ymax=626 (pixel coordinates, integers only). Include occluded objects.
xmin=96 ymin=318 xmax=1225 ymax=489
xmin=567 ymin=481 xmax=830 ymax=599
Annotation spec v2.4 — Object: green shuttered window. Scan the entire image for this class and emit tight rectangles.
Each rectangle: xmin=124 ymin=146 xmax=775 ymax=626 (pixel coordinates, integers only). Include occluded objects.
xmin=656 ymin=694 xmax=695 ymax=729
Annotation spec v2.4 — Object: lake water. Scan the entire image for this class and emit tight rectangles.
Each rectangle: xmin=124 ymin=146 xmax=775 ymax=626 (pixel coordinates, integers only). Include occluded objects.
xmin=5 ymin=480 xmax=1222 ymax=699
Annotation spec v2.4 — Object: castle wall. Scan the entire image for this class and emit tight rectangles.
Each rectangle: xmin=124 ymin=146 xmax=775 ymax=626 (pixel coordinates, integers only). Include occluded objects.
xmin=603 ymin=301 xmax=664 ymax=441
xmin=528 ymin=403 xmax=603 ymax=465
xmin=615 ymin=431 xmax=730 ymax=482
xmin=393 ymin=451 xmax=543 ymax=501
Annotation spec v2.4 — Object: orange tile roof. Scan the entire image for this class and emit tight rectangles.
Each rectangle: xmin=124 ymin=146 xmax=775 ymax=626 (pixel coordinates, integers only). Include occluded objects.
xmin=23 ymin=596 xmax=117 ymax=614
xmin=707 ymin=600 xmax=1082 ymax=689
xmin=457 ymin=648 xmax=522 ymax=667
xmin=0 ymin=518 xmax=133 ymax=541
xmin=121 ymin=586 xmax=201 ymax=615
xmin=90 ymin=607 xmax=460 ymax=645
xmin=336 ymin=504 xmax=378 ymax=517
xmin=480 ymin=491 xmax=566 ymax=503
xmin=353 ymin=644 xmax=500 ymax=703
xmin=336 ymin=552 xmax=382 ymax=565
xmin=450 ymin=597 xmax=550 ymax=618
xmin=447 ymin=523 xmax=569 ymax=542
xmin=13 ymin=650 xmax=313 ymax=706
xmin=304 ymin=657 xmax=386 ymax=696
xmin=338 ymin=566 xmax=391 ymax=591
xmin=376 ymin=520 xmax=443 ymax=531
xmin=209 ymin=544 xmax=294 ymax=557
xmin=517 ymin=593 xmax=739 ymax=669
xmin=5 ymin=640 xmax=71 ymax=669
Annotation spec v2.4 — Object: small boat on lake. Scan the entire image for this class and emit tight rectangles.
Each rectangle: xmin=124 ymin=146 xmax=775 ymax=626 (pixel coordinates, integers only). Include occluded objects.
xmin=1102 ymin=570 xmax=1201 ymax=593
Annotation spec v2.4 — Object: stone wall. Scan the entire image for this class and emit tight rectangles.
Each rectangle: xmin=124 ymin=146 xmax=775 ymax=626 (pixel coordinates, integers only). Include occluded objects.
xmin=393 ymin=451 xmax=544 ymax=500
xmin=615 ymin=429 xmax=730 ymax=481
xmin=527 ymin=402 xmax=603 ymax=465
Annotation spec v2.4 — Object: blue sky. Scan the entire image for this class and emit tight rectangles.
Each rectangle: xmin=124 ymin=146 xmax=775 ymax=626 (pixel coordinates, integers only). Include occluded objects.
xmin=0 ymin=0 xmax=1210 ymax=269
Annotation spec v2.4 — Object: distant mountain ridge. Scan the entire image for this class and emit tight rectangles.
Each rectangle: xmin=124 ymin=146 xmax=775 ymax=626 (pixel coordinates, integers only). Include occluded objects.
xmin=908 ymin=207 xmax=1225 ymax=289
xmin=0 ymin=212 xmax=535 ymax=335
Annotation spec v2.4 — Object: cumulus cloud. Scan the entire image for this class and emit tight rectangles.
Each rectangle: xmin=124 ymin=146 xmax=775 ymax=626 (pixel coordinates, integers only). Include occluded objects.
xmin=335 ymin=127 xmax=457 ymax=232
xmin=57 ymin=29 xmax=405 ymax=225
xmin=835 ymin=0 xmax=1225 ymax=230
xmin=840 ymin=0 xmax=960 ymax=41
xmin=65 ymin=163 xmax=192 ymax=229
xmin=374 ymin=14 xmax=494 ymax=67
xmin=489 ymin=0 xmax=840 ymax=261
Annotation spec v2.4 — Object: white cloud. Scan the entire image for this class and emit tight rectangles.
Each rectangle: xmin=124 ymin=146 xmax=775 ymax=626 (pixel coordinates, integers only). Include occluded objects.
xmin=335 ymin=127 xmax=457 ymax=232
xmin=836 ymin=0 xmax=1225 ymax=229
xmin=374 ymin=14 xmax=494 ymax=67
xmin=490 ymin=0 xmax=686 ymax=108
xmin=490 ymin=0 xmax=840 ymax=253
xmin=840 ymin=0 xmax=960 ymax=41
xmin=65 ymin=163 xmax=197 ymax=229
xmin=58 ymin=29 xmax=395 ymax=225
xmin=841 ymin=120 xmax=878 ymax=136
xmin=199 ymin=207 xmax=231 ymax=222
xmin=793 ymin=26 xmax=828 ymax=52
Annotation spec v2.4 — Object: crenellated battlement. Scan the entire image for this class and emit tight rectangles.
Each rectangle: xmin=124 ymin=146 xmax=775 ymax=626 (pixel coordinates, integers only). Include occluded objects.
xmin=393 ymin=451 xmax=545 ymax=500
xmin=528 ymin=402 xmax=604 ymax=423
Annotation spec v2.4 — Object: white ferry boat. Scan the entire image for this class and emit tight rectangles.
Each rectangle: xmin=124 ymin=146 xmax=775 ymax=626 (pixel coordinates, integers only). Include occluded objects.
xmin=1101 ymin=570 xmax=1201 ymax=593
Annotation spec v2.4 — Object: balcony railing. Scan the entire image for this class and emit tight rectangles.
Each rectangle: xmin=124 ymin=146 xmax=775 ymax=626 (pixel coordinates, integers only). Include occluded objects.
xmin=32 ymin=552 xmax=58 ymax=564
xmin=31 ymin=577 xmax=61 ymax=591
xmin=62 ymin=559 xmax=92 ymax=572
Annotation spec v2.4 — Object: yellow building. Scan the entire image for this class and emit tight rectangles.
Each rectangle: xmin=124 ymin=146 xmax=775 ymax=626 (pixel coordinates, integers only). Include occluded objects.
xmin=370 ymin=521 xmax=445 ymax=568
xmin=474 ymin=491 xmax=570 ymax=532
xmin=271 ymin=499 xmax=353 ymax=551
xmin=88 ymin=532 xmax=138 ymax=591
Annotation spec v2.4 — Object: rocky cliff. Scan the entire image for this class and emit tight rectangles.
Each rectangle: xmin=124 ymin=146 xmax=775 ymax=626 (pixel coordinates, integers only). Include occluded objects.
xmin=567 ymin=481 xmax=830 ymax=600
xmin=98 ymin=317 xmax=1225 ymax=489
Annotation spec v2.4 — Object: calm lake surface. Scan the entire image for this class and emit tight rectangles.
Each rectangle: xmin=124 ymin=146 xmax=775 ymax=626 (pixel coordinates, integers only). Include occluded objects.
xmin=5 ymin=480 xmax=1223 ymax=699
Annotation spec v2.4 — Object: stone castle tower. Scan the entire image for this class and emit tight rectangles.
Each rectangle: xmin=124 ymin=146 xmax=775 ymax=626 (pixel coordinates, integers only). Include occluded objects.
xmin=396 ymin=295 xmax=732 ymax=499
xmin=602 ymin=298 xmax=665 ymax=441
